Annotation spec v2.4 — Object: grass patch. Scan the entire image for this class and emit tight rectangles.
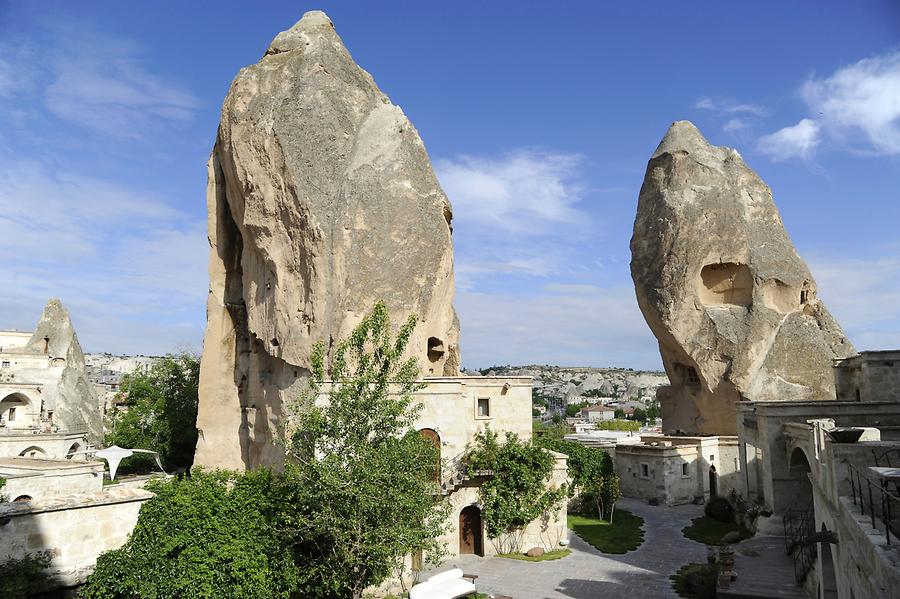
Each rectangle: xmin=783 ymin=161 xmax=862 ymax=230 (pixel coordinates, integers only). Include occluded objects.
xmin=497 ymin=548 xmax=571 ymax=562
xmin=670 ymin=562 xmax=718 ymax=599
xmin=568 ymin=509 xmax=645 ymax=554
xmin=682 ymin=516 xmax=752 ymax=545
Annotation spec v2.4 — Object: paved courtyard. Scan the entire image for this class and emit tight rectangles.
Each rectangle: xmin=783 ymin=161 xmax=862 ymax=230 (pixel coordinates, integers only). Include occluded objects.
xmin=446 ymin=498 xmax=709 ymax=599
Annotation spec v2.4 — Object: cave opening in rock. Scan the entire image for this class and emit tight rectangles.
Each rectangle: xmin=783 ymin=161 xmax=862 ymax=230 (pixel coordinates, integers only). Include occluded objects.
xmin=698 ymin=263 xmax=752 ymax=306
xmin=427 ymin=337 xmax=445 ymax=364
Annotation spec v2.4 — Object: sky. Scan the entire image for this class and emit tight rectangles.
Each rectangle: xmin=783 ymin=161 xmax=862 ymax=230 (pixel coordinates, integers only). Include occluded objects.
xmin=0 ymin=1 xmax=898 ymax=370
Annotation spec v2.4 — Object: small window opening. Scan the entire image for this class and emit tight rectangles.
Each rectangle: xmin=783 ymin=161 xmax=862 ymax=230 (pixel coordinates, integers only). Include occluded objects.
xmin=427 ymin=337 xmax=445 ymax=364
xmin=855 ymin=388 xmax=861 ymax=401
xmin=1 ymin=361 xmax=9 ymax=368
xmin=43 ymin=336 xmax=49 ymax=353
xmin=709 ymin=454 xmax=715 ymax=462
xmin=641 ymin=464 xmax=649 ymax=478
xmin=800 ymin=289 xmax=808 ymax=305
xmin=477 ymin=398 xmax=490 ymax=417
xmin=270 ymin=338 xmax=279 ymax=347
xmin=8 ymin=407 xmax=16 ymax=422
xmin=13 ymin=495 xmax=32 ymax=502
xmin=682 ymin=463 xmax=689 ymax=476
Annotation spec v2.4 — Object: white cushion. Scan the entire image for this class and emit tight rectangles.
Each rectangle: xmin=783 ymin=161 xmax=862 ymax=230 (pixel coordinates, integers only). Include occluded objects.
xmin=427 ymin=568 xmax=464 ymax=584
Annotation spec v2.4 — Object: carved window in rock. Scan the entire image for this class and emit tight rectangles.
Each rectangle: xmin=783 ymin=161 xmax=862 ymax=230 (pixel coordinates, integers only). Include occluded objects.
xmin=699 ymin=263 xmax=753 ymax=306
xmin=427 ymin=337 xmax=445 ymax=364
xmin=674 ymin=363 xmax=701 ymax=390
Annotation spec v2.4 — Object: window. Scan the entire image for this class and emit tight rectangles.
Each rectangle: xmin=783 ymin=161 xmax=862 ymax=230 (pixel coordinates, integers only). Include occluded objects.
xmin=709 ymin=454 xmax=714 ymax=462
xmin=477 ymin=398 xmax=490 ymax=418
xmin=1 ymin=361 xmax=8 ymax=368
xmin=8 ymin=407 xmax=15 ymax=422
xmin=682 ymin=463 xmax=689 ymax=477
xmin=641 ymin=463 xmax=649 ymax=478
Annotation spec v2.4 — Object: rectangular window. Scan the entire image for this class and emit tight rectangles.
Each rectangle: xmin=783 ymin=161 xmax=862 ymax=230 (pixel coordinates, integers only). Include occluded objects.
xmin=682 ymin=463 xmax=689 ymax=476
xmin=477 ymin=398 xmax=490 ymax=417
xmin=1 ymin=361 xmax=9 ymax=368
xmin=8 ymin=407 xmax=16 ymax=422
xmin=641 ymin=463 xmax=649 ymax=478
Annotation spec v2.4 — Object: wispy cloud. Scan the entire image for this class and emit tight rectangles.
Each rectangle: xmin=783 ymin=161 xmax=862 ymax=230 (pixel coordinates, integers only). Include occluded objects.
xmin=759 ymin=49 xmax=900 ymax=160
xmin=695 ymin=96 xmax=768 ymax=116
xmin=457 ymin=284 xmax=660 ymax=370
xmin=436 ymin=150 xmax=587 ymax=234
xmin=0 ymin=23 xmax=200 ymax=139
xmin=757 ymin=118 xmax=821 ymax=161
xmin=809 ymin=252 xmax=900 ymax=351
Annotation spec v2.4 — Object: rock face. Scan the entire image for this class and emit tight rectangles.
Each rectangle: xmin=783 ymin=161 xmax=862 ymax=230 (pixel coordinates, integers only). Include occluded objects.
xmin=5 ymin=299 xmax=103 ymax=442
xmin=630 ymin=122 xmax=854 ymax=435
xmin=194 ymin=11 xmax=460 ymax=470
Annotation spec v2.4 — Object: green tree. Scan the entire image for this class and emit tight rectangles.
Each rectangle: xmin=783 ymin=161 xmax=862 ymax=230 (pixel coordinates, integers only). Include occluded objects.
xmin=105 ymin=353 xmax=200 ymax=473
xmin=565 ymin=401 xmax=588 ymax=417
xmin=552 ymin=413 xmax=562 ymax=424
xmin=535 ymin=438 xmax=612 ymax=494
xmin=632 ymin=407 xmax=647 ymax=423
xmin=614 ymin=408 xmax=625 ymax=419
xmin=277 ymin=301 xmax=449 ymax=599
xmin=80 ymin=470 xmax=298 ymax=599
xmin=0 ymin=552 xmax=52 ymax=599
xmin=465 ymin=428 xmax=566 ymax=552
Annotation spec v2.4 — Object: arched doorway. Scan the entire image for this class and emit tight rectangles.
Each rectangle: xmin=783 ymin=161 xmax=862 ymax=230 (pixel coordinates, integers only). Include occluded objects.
xmin=0 ymin=393 xmax=32 ymax=429
xmin=18 ymin=446 xmax=47 ymax=458
xmin=66 ymin=442 xmax=82 ymax=460
xmin=419 ymin=429 xmax=441 ymax=483
xmin=459 ymin=505 xmax=483 ymax=556
xmin=788 ymin=447 xmax=813 ymax=509
xmin=708 ymin=465 xmax=718 ymax=497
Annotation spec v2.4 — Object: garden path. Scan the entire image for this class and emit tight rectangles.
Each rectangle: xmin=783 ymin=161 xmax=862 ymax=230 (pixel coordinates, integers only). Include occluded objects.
xmin=444 ymin=497 xmax=708 ymax=599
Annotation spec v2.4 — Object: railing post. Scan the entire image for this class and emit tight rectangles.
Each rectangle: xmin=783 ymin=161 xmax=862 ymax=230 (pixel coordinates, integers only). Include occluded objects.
xmin=885 ymin=487 xmax=892 ymax=545
xmin=868 ymin=479 xmax=876 ymax=529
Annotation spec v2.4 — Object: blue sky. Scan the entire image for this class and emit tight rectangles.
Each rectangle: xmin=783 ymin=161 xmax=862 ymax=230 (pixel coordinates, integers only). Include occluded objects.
xmin=1 ymin=1 xmax=898 ymax=369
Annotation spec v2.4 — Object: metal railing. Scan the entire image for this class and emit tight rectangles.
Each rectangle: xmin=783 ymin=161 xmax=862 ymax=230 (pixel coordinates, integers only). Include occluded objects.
xmin=847 ymin=463 xmax=900 ymax=545
xmin=783 ymin=501 xmax=816 ymax=584
xmin=0 ymin=425 xmax=70 ymax=435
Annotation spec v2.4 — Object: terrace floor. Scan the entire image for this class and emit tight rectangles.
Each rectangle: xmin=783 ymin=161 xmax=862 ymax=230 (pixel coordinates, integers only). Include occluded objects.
xmin=445 ymin=497 xmax=709 ymax=599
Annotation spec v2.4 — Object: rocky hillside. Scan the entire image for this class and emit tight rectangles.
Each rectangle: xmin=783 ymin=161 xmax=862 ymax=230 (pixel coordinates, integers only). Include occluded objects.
xmin=475 ymin=365 xmax=668 ymax=406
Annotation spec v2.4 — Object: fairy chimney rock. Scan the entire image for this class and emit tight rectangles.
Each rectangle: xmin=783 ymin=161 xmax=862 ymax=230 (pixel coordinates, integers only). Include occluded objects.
xmin=195 ymin=11 xmax=460 ymax=469
xmin=630 ymin=121 xmax=854 ymax=435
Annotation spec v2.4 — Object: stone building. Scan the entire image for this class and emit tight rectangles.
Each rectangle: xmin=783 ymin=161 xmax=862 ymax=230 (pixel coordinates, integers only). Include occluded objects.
xmin=615 ymin=434 xmax=740 ymax=506
xmin=834 ymin=350 xmax=900 ymax=403
xmin=0 ymin=299 xmax=102 ymax=459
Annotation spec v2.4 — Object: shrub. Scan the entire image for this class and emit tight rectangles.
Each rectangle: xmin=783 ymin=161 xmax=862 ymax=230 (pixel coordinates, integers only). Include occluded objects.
xmin=671 ymin=562 xmax=718 ymax=599
xmin=80 ymin=470 xmax=299 ymax=599
xmin=596 ymin=419 xmax=640 ymax=432
xmin=0 ymin=551 xmax=52 ymax=599
xmin=704 ymin=495 xmax=735 ymax=523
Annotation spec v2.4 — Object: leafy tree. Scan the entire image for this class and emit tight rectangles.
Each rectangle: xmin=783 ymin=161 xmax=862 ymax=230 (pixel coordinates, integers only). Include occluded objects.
xmin=277 ymin=301 xmax=449 ymax=599
xmin=535 ymin=438 xmax=612 ymax=494
xmin=105 ymin=353 xmax=200 ymax=473
xmin=614 ymin=408 xmax=626 ymax=419
xmin=465 ymin=428 xmax=566 ymax=551
xmin=645 ymin=401 xmax=661 ymax=421
xmin=532 ymin=420 xmax=567 ymax=441
xmin=565 ymin=401 xmax=588 ymax=417
xmin=632 ymin=407 xmax=648 ymax=423
xmin=80 ymin=470 xmax=298 ymax=599
xmin=597 ymin=419 xmax=641 ymax=432
xmin=552 ymin=413 xmax=562 ymax=424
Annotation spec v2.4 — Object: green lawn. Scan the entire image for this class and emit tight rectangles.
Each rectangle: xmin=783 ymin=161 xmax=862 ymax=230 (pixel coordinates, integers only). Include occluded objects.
xmin=567 ymin=509 xmax=645 ymax=554
xmin=497 ymin=548 xmax=571 ymax=562
xmin=682 ymin=516 xmax=752 ymax=545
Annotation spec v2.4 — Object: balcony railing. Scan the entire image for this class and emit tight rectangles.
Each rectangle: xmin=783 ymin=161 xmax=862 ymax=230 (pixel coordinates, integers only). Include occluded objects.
xmin=0 ymin=425 xmax=71 ymax=435
xmin=783 ymin=501 xmax=816 ymax=584
xmin=847 ymin=463 xmax=900 ymax=545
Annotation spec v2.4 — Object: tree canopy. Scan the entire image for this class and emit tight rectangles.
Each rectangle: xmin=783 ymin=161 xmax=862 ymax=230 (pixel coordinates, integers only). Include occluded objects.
xmin=105 ymin=353 xmax=199 ymax=473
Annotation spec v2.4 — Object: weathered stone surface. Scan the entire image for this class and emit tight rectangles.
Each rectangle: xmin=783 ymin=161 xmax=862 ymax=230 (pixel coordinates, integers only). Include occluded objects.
xmin=630 ymin=121 xmax=854 ymax=435
xmin=4 ymin=299 xmax=102 ymax=443
xmin=194 ymin=11 xmax=460 ymax=470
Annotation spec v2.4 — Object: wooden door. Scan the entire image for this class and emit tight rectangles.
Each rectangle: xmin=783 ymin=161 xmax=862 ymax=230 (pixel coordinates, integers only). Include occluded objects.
xmin=459 ymin=505 xmax=483 ymax=556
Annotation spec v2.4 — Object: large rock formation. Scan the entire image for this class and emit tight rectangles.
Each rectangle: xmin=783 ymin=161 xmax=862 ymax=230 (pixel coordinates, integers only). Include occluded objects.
xmin=1 ymin=299 xmax=102 ymax=443
xmin=630 ymin=122 xmax=854 ymax=435
xmin=195 ymin=11 xmax=460 ymax=469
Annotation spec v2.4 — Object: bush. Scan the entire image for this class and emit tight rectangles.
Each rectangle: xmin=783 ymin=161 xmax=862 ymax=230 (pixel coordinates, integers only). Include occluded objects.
xmin=0 ymin=551 xmax=52 ymax=599
xmin=704 ymin=495 xmax=735 ymax=523
xmin=671 ymin=562 xmax=718 ymax=599
xmin=80 ymin=470 xmax=299 ymax=599
xmin=596 ymin=419 xmax=640 ymax=432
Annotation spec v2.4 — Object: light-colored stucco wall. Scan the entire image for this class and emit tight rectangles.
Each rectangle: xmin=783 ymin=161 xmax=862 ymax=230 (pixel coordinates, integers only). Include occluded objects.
xmin=0 ymin=488 xmax=152 ymax=589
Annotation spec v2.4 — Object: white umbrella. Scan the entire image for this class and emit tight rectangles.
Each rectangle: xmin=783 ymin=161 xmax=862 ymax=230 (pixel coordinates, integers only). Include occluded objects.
xmin=94 ymin=445 xmax=165 ymax=480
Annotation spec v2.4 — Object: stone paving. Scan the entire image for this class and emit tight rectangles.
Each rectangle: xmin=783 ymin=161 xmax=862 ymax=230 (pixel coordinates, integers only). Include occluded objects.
xmin=442 ymin=498 xmax=709 ymax=599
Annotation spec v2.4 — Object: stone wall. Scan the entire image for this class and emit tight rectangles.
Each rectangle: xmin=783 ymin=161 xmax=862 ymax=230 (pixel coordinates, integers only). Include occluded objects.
xmin=0 ymin=458 xmax=103 ymax=501
xmin=0 ymin=488 xmax=152 ymax=589
xmin=835 ymin=350 xmax=900 ymax=403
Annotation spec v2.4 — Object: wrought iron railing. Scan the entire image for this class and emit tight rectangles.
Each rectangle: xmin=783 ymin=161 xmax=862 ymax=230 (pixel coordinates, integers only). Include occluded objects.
xmin=847 ymin=463 xmax=900 ymax=545
xmin=783 ymin=500 xmax=816 ymax=584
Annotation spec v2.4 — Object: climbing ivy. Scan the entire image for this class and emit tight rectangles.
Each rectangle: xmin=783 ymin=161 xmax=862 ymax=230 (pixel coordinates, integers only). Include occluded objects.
xmin=466 ymin=428 xmax=567 ymax=538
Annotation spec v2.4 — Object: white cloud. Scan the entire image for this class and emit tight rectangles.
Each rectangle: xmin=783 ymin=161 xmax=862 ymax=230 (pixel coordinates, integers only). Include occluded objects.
xmin=723 ymin=118 xmax=750 ymax=134
xmin=759 ymin=50 xmax=900 ymax=160
xmin=0 ymin=24 xmax=200 ymax=139
xmin=802 ymin=50 xmax=900 ymax=155
xmin=456 ymin=284 xmax=660 ymax=370
xmin=435 ymin=151 xmax=587 ymax=234
xmin=695 ymin=96 xmax=768 ymax=116
xmin=808 ymin=253 xmax=900 ymax=351
xmin=757 ymin=118 xmax=821 ymax=161
xmin=0 ymin=153 xmax=208 ymax=354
